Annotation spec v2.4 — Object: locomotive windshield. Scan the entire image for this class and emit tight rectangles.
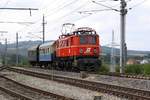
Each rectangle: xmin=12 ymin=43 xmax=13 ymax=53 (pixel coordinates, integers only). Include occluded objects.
xmin=80 ymin=35 xmax=96 ymax=44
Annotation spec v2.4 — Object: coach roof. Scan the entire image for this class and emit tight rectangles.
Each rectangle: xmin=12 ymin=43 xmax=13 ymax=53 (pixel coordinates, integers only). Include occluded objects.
xmin=39 ymin=41 xmax=55 ymax=48
xmin=28 ymin=44 xmax=40 ymax=51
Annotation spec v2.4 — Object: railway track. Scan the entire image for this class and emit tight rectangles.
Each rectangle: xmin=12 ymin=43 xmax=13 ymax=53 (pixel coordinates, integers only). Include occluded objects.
xmin=0 ymin=86 xmax=32 ymax=100
xmin=98 ymin=72 xmax=150 ymax=80
xmin=14 ymin=65 xmax=150 ymax=80
xmin=0 ymin=74 xmax=74 ymax=100
xmin=6 ymin=67 xmax=150 ymax=100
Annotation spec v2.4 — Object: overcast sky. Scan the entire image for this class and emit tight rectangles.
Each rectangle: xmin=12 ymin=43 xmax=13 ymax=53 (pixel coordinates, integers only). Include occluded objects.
xmin=0 ymin=0 xmax=149 ymax=51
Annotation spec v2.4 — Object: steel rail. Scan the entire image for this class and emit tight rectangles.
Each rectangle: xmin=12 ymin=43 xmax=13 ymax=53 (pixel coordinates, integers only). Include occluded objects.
xmin=7 ymin=67 xmax=150 ymax=100
xmin=0 ymin=75 xmax=74 ymax=100
xmin=98 ymin=72 xmax=150 ymax=80
xmin=0 ymin=86 xmax=32 ymax=100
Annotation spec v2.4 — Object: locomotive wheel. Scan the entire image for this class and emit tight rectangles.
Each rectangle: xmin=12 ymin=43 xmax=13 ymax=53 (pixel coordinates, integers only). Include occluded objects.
xmin=44 ymin=64 xmax=48 ymax=69
xmin=67 ymin=62 xmax=72 ymax=71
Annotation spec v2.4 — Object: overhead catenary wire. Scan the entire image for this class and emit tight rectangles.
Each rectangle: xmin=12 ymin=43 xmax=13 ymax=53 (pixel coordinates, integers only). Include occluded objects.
xmin=0 ymin=7 xmax=38 ymax=10
xmin=92 ymin=0 xmax=119 ymax=12
xmin=96 ymin=0 xmax=119 ymax=2
xmin=47 ymin=1 xmax=89 ymax=22
xmin=0 ymin=0 xmax=10 ymax=13
xmin=79 ymin=9 xmax=115 ymax=14
xmin=25 ymin=0 xmax=90 ymax=39
xmin=6 ymin=0 xmax=148 ymax=43
xmin=16 ymin=0 xmax=81 ymax=33
xmin=43 ymin=7 xmax=114 ymax=36
xmin=77 ymin=8 xmax=114 ymax=20
xmin=25 ymin=0 xmax=119 ymax=41
xmin=44 ymin=0 xmax=80 ymax=17
xmin=19 ymin=0 xmax=91 ymax=39
xmin=38 ymin=0 xmax=62 ymax=11
xmin=93 ymin=0 xmax=121 ymax=9
xmin=129 ymin=0 xmax=148 ymax=10
xmin=27 ymin=32 xmax=42 ymax=39
xmin=0 ymin=21 xmax=34 ymax=24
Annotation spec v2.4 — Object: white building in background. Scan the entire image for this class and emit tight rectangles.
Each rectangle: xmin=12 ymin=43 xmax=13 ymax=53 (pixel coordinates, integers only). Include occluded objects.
xmin=140 ymin=59 xmax=150 ymax=64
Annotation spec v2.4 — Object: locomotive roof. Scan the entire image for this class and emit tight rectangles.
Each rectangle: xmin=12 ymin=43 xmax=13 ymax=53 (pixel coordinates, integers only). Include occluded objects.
xmin=39 ymin=41 xmax=55 ymax=48
xmin=73 ymin=27 xmax=96 ymax=32
xmin=28 ymin=44 xmax=40 ymax=51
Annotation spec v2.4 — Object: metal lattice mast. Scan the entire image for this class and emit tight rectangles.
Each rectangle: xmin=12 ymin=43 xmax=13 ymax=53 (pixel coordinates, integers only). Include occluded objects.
xmin=42 ymin=15 xmax=46 ymax=43
xmin=110 ymin=30 xmax=116 ymax=72
xmin=4 ymin=38 xmax=7 ymax=66
xmin=16 ymin=33 xmax=19 ymax=65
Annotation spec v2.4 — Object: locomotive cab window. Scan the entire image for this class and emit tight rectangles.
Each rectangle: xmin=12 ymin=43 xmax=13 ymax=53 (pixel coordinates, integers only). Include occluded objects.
xmin=80 ymin=35 xmax=96 ymax=44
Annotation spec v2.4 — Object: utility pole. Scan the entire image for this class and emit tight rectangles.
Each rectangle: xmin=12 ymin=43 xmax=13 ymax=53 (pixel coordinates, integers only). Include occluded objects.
xmin=120 ymin=0 xmax=127 ymax=73
xmin=42 ymin=15 xmax=46 ymax=43
xmin=83 ymin=0 xmax=129 ymax=73
xmin=16 ymin=33 xmax=19 ymax=65
xmin=4 ymin=38 xmax=7 ymax=66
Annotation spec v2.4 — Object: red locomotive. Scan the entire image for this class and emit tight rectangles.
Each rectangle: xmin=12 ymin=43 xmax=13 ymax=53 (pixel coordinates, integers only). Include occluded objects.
xmin=28 ymin=24 xmax=101 ymax=72
xmin=55 ymin=27 xmax=101 ymax=71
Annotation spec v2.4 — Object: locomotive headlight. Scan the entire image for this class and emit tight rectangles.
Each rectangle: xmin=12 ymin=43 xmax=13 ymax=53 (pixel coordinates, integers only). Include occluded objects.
xmin=79 ymin=48 xmax=83 ymax=53
xmin=94 ymin=49 xmax=97 ymax=53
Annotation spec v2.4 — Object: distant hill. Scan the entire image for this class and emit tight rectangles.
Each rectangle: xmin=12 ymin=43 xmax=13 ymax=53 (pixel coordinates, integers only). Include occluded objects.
xmin=0 ymin=40 xmax=150 ymax=57
xmin=0 ymin=40 xmax=42 ymax=57
xmin=102 ymin=46 xmax=150 ymax=57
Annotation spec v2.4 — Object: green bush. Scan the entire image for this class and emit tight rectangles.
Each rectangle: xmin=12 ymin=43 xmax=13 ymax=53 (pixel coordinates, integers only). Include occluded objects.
xmin=115 ymin=66 xmax=120 ymax=72
xmin=143 ymin=64 xmax=150 ymax=75
xmin=99 ymin=64 xmax=109 ymax=73
xmin=99 ymin=63 xmax=150 ymax=75
xmin=125 ymin=64 xmax=144 ymax=74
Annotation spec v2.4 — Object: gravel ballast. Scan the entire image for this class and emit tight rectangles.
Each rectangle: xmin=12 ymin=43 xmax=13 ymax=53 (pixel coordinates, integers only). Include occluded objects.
xmin=1 ymin=70 xmax=127 ymax=100
xmin=0 ymin=90 xmax=16 ymax=100
xmin=15 ymin=67 xmax=150 ymax=91
xmin=86 ymin=75 xmax=150 ymax=91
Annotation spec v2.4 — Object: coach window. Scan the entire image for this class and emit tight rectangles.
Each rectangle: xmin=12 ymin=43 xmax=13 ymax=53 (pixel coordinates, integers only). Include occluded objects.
xmin=41 ymin=49 xmax=43 ymax=54
xmin=48 ymin=48 xmax=50 ymax=53
xmin=44 ymin=49 xmax=46 ymax=54
xmin=33 ymin=51 xmax=34 ymax=55
xmin=48 ymin=48 xmax=49 ymax=53
xmin=44 ymin=49 xmax=45 ymax=54
xmin=45 ymin=49 xmax=47 ymax=54
xmin=43 ymin=49 xmax=45 ymax=54
xmin=46 ymin=48 xmax=48 ymax=53
xmin=39 ymin=49 xmax=41 ymax=54
xmin=30 ymin=51 xmax=32 ymax=56
xmin=42 ymin=49 xmax=44 ymax=54
xmin=40 ymin=49 xmax=42 ymax=54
